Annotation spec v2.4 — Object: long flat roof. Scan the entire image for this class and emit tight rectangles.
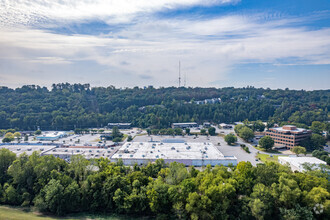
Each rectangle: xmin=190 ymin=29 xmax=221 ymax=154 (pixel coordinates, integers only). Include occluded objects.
xmin=278 ymin=156 xmax=326 ymax=167
xmin=43 ymin=147 xmax=113 ymax=159
xmin=37 ymin=131 xmax=66 ymax=138
xmin=0 ymin=145 xmax=57 ymax=156
xmin=112 ymin=142 xmax=230 ymax=160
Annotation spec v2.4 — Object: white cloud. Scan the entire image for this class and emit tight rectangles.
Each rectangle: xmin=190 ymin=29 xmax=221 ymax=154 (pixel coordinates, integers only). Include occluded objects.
xmin=0 ymin=0 xmax=329 ymax=88
xmin=0 ymin=0 xmax=239 ymax=26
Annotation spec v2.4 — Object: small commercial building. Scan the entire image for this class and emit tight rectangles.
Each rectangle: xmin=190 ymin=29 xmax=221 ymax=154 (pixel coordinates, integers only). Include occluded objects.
xmin=36 ymin=132 xmax=66 ymax=141
xmin=234 ymin=122 xmax=244 ymax=125
xmin=100 ymin=134 xmax=113 ymax=140
xmin=266 ymin=125 xmax=312 ymax=149
xmin=278 ymin=156 xmax=327 ymax=172
xmin=111 ymin=141 xmax=237 ymax=166
xmin=172 ymin=122 xmax=198 ymax=129
xmin=107 ymin=123 xmax=131 ymax=129
xmin=220 ymin=123 xmax=233 ymax=129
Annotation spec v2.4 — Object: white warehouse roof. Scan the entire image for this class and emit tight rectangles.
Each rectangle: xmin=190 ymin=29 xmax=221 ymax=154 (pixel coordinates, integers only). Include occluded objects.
xmin=111 ymin=142 xmax=237 ymax=166
xmin=278 ymin=156 xmax=326 ymax=172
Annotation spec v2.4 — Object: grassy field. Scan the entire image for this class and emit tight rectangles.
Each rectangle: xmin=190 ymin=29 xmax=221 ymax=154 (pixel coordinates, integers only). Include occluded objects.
xmin=254 ymin=145 xmax=281 ymax=154
xmin=0 ymin=206 xmax=59 ymax=220
xmin=257 ymin=153 xmax=284 ymax=163
xmin=0 ymin=206 xmax=147 ymax=220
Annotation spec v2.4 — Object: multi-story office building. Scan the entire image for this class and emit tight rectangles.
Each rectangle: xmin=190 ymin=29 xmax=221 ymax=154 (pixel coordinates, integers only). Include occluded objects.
xmin=266 ymin=125 xmax=312 ymax=149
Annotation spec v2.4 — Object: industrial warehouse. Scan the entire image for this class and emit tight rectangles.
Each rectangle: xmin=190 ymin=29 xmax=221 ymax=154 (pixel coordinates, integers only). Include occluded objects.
xmin=111 ymin=141 xmax=237 ymax=166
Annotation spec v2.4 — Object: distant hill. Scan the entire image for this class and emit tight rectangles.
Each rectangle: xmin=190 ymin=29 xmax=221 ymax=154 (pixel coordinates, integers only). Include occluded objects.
xmin=0 ymin=83 xmax=329 ymax=130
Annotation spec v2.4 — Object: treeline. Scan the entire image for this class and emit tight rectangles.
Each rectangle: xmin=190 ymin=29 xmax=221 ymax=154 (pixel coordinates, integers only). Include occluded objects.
xmin=0 ymin=84 xmax=329 ymax=130
xmin=0 ymin=149 xmax=329 ymax=219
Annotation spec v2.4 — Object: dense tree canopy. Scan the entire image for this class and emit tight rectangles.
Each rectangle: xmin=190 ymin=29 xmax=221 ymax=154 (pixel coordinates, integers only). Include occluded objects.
xmin=0 ymin=84 xmax=328 ymax=130
xmin=0 ymin=149 xmax=329 ymax=219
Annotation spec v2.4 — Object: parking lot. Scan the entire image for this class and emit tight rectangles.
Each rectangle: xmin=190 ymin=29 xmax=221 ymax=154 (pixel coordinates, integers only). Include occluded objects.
xmin=1 ymin=127 xmax=261 ymax=166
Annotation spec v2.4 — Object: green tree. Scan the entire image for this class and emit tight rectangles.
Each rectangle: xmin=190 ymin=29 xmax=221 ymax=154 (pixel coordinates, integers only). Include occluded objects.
xmin=311 ymin=133 xmax=326 ymax=149
xmin=200 ymin=129 xmax=206 ymax=135
xmin=185 ymin=128 xmax=190 ymax=135
xmin=167 ymin=128 xmax=175 ymax=136
xmin=13 ymin=132 xmax=21 ymax=141
xmin=259 ymin=136 xmax=274 ymax=150
xmin=0 ymin=149 xmax=16 ymax=184
xmin=164 ymin=162 xmax=189 ymax=185
xmin=291 ymin=146 xmax=306 ymax=156
xmin=311 ymin=121 xmax=325 ymax=134
xmin=208 ymin=127 xmax=216 ymax=136
xmin=304 ymin=186 xmax=329 ymax=214
xmin=239 ymin=127 xmax=254 ymax=141
xmin=234 ymin=124 xmax=244 ymax=134
xmin=3 ymin=132 xmax=14 ymax=142
xmin=279 ymin=205 xmax=314 ymax=220
xmin=34 ymin=130 xmax=42 ymax=135
xmin=147 ymin=178 xmax=171 ymax=214
xmin=174 ymin=128 xmax=183 ymax=136
xmin=68 ymin=155 xmax=90 ymax=183
xmin=151 ymin=129 xmax=159 ymax=135
xmin=253 ymin=120 xmax=266 ymax=132
xmin=185 ymin=192 xmax=212 ymax=220
xmin=112 ymin=126 xmax=121 ymax=138
xmin=127 ymin=135 xmax=133 ymax=142
xmin=272 ymin=174 xmax=302 ymax=208
xmin=4 ymin=184 xmax=20 ymax=205
xmin=224 ymin=134 xmax=237 ymax=145
xmin=35 ymin=179 xmax=65 ymax=215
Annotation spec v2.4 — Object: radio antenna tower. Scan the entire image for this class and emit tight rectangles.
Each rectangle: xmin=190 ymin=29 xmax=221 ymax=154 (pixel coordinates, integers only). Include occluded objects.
xmin=178 ymin=61 xmax=181 ymax=87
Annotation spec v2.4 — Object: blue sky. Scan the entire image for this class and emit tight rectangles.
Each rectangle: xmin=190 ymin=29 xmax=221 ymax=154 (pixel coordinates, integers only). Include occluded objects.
xmin=0 ymin=0 xmax=329 ymax=89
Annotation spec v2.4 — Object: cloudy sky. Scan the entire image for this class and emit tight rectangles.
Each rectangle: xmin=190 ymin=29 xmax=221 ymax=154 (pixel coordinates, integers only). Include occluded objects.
xmin=0 ymin=0 xmax=329 ymax=89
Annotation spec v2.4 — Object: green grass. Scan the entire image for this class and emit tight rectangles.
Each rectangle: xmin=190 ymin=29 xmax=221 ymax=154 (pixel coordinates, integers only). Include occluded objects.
xmin=122 ymin=134 xmax=128 ymax=141
xmin=0 ymin=205 xmax=148 ymax=220
xmin=257 ymin=154 xmax=288 ymax=163
xmin=0 ymin=206 xmax=59 ymax=220
xmin=134 ymin=133 xmax=147 ymax=137
xmin=254 ymin=145 xmax=281 ymax=154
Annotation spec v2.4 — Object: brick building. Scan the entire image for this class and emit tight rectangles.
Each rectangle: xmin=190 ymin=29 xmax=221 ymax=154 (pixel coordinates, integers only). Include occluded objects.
xmin=266 ymin=125 xmax=312 ymax=149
